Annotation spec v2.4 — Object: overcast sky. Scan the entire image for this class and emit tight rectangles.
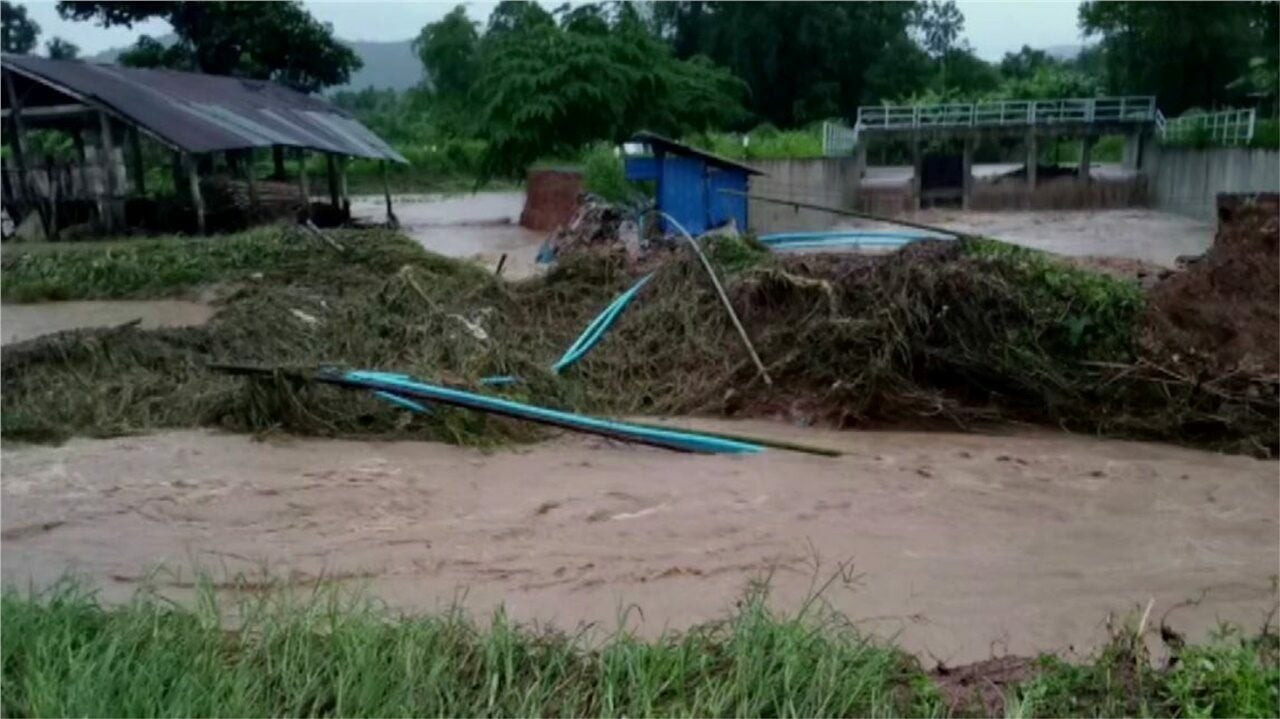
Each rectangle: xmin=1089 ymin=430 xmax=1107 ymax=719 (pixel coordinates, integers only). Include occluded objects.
xmin=17 ymin=1 xmax=1087 ymax=61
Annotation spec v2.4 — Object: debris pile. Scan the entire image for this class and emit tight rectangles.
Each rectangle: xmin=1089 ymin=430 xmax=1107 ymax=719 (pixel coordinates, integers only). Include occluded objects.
xmin=3 ymin=206 xmax=1277 ymax=455
xmin=540 ymin=196 xmax=666 ymax=264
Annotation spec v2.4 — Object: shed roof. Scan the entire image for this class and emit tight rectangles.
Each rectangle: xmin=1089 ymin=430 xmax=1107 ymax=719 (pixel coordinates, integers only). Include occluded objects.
xmin=631 ymin=131 xmax=763 ymax=175
xmin=1 ymin=55 xmax=406 ymax=163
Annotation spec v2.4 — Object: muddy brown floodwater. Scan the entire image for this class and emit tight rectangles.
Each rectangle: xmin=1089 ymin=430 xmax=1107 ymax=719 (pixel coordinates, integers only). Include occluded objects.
xmin=349 ymin=192 xmax=547 ymax=279
xmin=3 ymin=419 xmax=1275 ymax=663
xmin=1 ymin=300 xmax=215 ymax=346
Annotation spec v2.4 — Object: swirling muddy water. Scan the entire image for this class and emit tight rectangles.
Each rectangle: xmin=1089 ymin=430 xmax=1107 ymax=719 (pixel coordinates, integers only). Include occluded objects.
xmin=3 ymin=419 xmax=1275 ymax=663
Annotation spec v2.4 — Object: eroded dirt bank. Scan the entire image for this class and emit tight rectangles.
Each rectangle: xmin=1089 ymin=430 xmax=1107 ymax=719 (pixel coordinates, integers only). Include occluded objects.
xmin=3 ymin=420 xmax=1275 ymax=664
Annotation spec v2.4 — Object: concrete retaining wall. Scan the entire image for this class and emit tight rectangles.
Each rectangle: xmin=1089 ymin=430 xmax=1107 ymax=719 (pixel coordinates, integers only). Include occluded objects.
xmin=747 ymin=158 xmax=859 ymax=234
xmin=1143 ymin=145 xmax=1280 ymax=221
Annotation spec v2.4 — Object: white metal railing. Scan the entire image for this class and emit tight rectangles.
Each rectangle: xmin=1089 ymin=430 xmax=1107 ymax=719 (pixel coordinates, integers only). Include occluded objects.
xmin=1160 ymin=108 xmax=1256 ymax=146
xmin=856 ymin=96 xmax=1158 ymax=131
xmin=821 ymin=121 xmax=860 ymax=156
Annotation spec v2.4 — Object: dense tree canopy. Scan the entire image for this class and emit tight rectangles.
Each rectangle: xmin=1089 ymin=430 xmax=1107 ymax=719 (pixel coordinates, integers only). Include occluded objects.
xmin=55 ymin=1 xmax=361 ymax=93
xmin=470 ymin=2 xmax=746 ymax=177
xmin=653 ymin=1 xmax=928 ymax=127
xmin=1079 ymin=1 xmax=1278 ymax=114
xmin=2 ymin=1 xmax=39 ymax=54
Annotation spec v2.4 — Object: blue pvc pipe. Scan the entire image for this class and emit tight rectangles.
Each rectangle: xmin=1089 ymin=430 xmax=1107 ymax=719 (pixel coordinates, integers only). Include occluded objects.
xmin=552 ymin=273 xmax=653 ymax=373
xmin=343 ymin=370 xmax=763 ymax=455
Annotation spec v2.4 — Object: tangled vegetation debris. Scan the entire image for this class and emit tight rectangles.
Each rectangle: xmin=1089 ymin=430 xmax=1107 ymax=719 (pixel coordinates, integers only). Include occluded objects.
xmin=2 ymin=213 xmax=1276 ymax=454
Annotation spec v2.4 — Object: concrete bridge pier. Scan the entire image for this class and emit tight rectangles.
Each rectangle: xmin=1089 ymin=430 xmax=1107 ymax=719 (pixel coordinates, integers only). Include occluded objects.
xmin=1079 ymin=135 xmax=1096 ymax=182
xmin=1026 ymin=132 xmax=1038 ymax=190
xmin=961 ymin=136 xmax=974 ymax=210
xmin=1122 ymin=132 xmax=1144 ymax=170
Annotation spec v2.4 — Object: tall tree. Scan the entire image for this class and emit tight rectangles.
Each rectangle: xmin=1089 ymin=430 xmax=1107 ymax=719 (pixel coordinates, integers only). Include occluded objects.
xmin=45 ymin=36 xmax=78 ymax=59
xmin=653 ymin=2 xmax=925 ymax=127
xmin=1079 ymin=1 xmax=1275 ymax=114
xmin=472 ymin=6 xmax=746 ymax=177
xmin=413 ymin=5 xmax=478 ymax=99
xmin=56 ymin=1 xmax=361 ymax=93
xmin=2 ymin=1 xmax=39 ymax=54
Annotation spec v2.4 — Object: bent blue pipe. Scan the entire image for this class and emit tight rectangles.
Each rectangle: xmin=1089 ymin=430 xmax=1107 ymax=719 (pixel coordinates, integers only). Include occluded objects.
xmin=552 ymin=273 xmax=653 ymax=373
xmin=343 ymin=370 xmax=763 ymax=455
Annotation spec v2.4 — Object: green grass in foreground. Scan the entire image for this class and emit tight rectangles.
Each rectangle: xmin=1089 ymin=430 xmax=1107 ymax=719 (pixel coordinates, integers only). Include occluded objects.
xmin=2 ymin=582 xmax=1276 ymax=717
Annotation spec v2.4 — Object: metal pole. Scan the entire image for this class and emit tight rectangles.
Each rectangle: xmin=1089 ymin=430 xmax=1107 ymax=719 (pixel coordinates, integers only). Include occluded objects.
xmin=650 ymin=209 xmax=772 ymax=387
xmin=244 ymin=148 xmax=259 ymax=221
xmin=380 ymin=159 xmax=397 ymax=227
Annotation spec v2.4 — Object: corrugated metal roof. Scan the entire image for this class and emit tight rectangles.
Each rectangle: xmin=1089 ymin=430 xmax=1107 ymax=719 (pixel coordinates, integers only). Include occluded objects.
xmin=631 ymin=131 xmax=763 ymax=175
xmin=1 ymin=55 xmax=406 ymax=163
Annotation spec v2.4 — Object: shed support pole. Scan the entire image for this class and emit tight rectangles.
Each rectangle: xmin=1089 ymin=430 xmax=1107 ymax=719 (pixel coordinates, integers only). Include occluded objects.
xmin=296 ymin=149 xmax=310 ymax=220
xmin=381 ymin=160 xmax=397 ymax=227
xmin=325 ymin=154 xmax=340 ymax=211
xmin=910 ymin=135 xmax=923 ymax=211
xmin=185 ymin=153 xmax=206 ymax=235
xmin=1079 ymin=134 xmax=1094 ymax=183
xmin=244 ymin=149 xmax=259 ymax=221
xmin=71 ymin=129 xmax=87 ymax=200
xmin=128 ymin=126 xmax=146 ymax=196
xmin=338 ymin=157 xmax=350 ymax=221
xmin=1026 ymin=132 xmax=1038 ymax=191
xmin=97 ymin=111 xmax=118 ymax=232
xmin=272 ymin=146 xmax=286 ymax=179
xmin=4 ymin=71 xmax=46 ymax=236
xmin=961 ymin=135 xmax=974 ymax=210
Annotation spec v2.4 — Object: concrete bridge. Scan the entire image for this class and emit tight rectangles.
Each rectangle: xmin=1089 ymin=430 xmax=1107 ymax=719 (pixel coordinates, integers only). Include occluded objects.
xmin=827 ymin=96 xmax=1160 ymax=209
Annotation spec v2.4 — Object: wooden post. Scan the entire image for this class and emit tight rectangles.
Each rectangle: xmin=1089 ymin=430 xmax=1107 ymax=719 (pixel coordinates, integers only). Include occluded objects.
xmin=128 ymin=126 xmax=146 ymax=196
xmin=244 ymin=148 xmax=259 ymax=221
xmin=271 ymin=146 xmax=286 ymax=179
xmin=338 ymin=156 xmax=350 ymax=220
xmin=44 ymin=156 xmax=59 ymax=240
xmin=296 ymin=149 xmax=310 ymax=220
xmin=325 ymin=153 xmax=340 ymax=210
xmin=97 ymin=111 xmax=118 ymax=231
xmin=185 ymin=153 xmax=206 ymax=235
xmin=380 ymin=159 xmax=397 ymax=227
xmin=3 ymin=71 xmax=46 ymax=235
xmin=71 ymin=128 xmax=87 ymax=201
xmin=961 ymin=135 xmax=974 ymax=210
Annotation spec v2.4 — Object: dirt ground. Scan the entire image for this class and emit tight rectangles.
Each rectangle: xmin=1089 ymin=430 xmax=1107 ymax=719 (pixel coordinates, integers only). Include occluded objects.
xmin=0 ymin=300 xmax=214 ymax=346
xmin=4 ymin=419 xmax=1275 ymax=664
xmin=349 ymin=191 xmax=547 ymax=279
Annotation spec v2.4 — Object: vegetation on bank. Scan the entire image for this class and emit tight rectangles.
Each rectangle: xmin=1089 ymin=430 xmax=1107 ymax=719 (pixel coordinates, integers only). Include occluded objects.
xmin=2 ymin=581 xmax=1276 ymax=718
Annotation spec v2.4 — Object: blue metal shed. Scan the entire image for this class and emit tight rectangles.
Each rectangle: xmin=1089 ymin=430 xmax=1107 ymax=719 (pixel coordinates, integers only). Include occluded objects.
xmin=624 ymin=131 xmax=763 ymax=236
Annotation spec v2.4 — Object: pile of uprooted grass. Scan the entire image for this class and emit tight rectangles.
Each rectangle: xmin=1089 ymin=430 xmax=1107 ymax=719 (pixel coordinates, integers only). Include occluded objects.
xmin=4 ymin=580 xmax=1277 ymax=718
xmin=2 ymin=225 xmax=1275 ymax=453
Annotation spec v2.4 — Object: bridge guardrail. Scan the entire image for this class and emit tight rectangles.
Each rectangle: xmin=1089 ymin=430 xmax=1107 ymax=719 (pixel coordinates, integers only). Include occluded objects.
xmin=857 ymin=96 xmax=1157 ymax=131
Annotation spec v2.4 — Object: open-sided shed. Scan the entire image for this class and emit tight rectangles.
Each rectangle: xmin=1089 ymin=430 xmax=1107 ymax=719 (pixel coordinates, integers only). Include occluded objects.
xmin=624 ymin=131 xmax=762 ymax=236
xmin=1 ymin=55 xmax=407 ymax=237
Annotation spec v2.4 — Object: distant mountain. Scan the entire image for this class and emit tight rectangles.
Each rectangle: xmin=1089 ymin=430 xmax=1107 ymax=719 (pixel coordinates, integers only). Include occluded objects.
xmin=89 ymin=36 xmax=424 ymax=95
xmin=1043 ymin=44 xmax=1086 ymax=62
